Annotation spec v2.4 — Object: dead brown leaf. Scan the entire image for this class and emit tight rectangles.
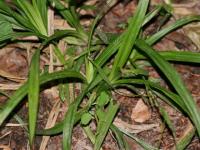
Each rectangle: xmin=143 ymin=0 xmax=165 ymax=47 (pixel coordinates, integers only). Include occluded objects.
xmin=172 ymin=1 xmax=200 ymax=50
xmin=0 ymin=145 xmax=11 ymax=150
xmin=184 ymin=23 xmax=200 ymax=50
xmin=131 ymin=99 xmax=151 ymax=123
xmin=114 ymin=118 xmax=159 ymax=133
xmin=0 ymin=49 xmax=28 ymax=79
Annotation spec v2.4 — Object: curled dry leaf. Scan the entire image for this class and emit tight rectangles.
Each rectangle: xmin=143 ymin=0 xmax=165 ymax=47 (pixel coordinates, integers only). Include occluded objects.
xmin=172 ymin=2 xmax=199 ymax=16
xmin=184 ymin=23 xmax=200 ymax=50
xmin=131 ymin=99 xmax=151 ymax=123
xmin=114 ymin=118 xmax=159 ymax=133
xmin=172 ymin=1 xmax=200 ymax=50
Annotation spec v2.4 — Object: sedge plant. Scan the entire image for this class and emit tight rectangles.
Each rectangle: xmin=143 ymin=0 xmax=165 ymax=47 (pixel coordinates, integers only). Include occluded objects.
xmin=0 ymin=0 xmax=200 ymax=149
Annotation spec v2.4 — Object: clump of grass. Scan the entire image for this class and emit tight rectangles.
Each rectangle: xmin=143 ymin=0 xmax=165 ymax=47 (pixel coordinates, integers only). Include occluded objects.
xmin=0 ymin=0 xmax=200 ymax=149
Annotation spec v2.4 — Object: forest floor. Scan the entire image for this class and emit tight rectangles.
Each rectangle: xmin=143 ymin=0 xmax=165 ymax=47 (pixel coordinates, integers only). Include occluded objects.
xmin=0 ymin=0 xmax=200 ymax=149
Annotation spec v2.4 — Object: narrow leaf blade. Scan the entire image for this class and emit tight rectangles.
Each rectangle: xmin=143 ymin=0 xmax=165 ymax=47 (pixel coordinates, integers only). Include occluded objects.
xmin=136 ymin=39 xmax=200 ymax=136
xmin=28 ymin=49 xmax=40 ymax=146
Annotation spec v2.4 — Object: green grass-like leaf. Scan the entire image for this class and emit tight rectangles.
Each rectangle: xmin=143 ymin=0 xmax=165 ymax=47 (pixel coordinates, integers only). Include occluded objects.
xmin=0 ymin=20 xmax=13 ymax=42
xmin=95 ymin=16 xmax=200 ymax=70
xmin=94 ymin=101 xmax=119 ymax=150
xmin=119 ymin=127 xmax=159 ymax=150
xmin=135 ymin=51 xmax=200 ymax=63
xmin=0 ymin=70 xmax=86 ymax=126
xmin=136 ymin=39 xmax=200 ymax=136
xmin=63 ymin=103 xmax=76 ymax=150
xmin=32 ymin=0 xmax=48 ymax=28
xmin=110 ymin=0 xmax=149 ymax=80
xmin=159 ymin=107 xmax=176 ymax=138
xmin=146 ymin=15 xmax=200 ymax=45
xmin=48 ymin=0 xmax=83 ymax=32
xmin=62 ymin=86 xmax=90 ymax=150
xmin=16 ymin=0 xmax=47 ymax=36
xmin=114 ymin=79 xmax=187 ymax=112
xmin=176 ymin=124 xmax=195 ymax=150
xmin=28 ymin=49 xmax=40 ymax=147
xmin=110 ymin=125 xmax=130 ymax=150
